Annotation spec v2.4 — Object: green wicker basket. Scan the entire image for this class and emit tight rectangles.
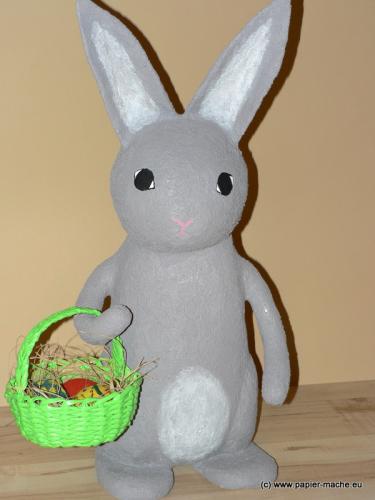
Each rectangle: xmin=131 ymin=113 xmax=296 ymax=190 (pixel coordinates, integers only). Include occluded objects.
xmin=4 ymin=306 xmax=142 ymax=448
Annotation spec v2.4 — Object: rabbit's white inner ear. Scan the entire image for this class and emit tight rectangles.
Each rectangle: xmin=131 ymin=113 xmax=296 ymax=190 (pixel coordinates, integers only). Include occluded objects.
xmin=91 ymin=21 xmax=160 ymax=133
xmin=198 ymin=19 xmax=272 ymax=132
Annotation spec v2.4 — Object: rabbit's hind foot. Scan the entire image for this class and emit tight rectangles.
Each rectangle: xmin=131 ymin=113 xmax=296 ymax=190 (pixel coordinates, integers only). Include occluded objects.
xmin=193 ymin=442 xmax=277 ymax=489
xmin=96 ymin=451 xmax=174 ymax=500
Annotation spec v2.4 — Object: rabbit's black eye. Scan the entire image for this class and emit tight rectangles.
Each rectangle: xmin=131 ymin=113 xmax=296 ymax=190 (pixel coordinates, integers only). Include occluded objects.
xmin=134 ymin=168 xmax=155 ymax=191
xmin=216 ymin=172 xmax=233 ymax=196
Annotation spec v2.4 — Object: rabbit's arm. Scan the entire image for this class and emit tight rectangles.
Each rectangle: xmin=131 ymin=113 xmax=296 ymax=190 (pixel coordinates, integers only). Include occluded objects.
xmin=241 ymin=259 xmax=290 ymax=405
xmin=74 ymin=258 xmax=132 ymax=345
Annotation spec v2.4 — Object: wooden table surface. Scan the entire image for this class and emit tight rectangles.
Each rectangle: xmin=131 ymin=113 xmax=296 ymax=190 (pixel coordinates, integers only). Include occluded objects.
xmin=1 ymin=380 xmax=374 ymax=499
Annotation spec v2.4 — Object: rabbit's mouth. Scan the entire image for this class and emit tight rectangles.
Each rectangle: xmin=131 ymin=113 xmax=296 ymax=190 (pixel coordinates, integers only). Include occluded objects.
xmin=172 ymin=218 xmax=193 ymax=237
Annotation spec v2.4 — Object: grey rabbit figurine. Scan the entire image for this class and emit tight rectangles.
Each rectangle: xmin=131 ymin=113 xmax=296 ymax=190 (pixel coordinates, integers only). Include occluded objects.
xmin=74 ymin=0 xmax=291 ymax=498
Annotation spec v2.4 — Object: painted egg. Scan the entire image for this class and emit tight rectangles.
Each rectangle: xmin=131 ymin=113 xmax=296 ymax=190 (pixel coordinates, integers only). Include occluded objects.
xmin=36 ymin=379 xmax=67 ymax=398
xmin=63 ymin=378 xmax=96 ymax=397
xmin=75 ymin=384 xmax=111 ymax=400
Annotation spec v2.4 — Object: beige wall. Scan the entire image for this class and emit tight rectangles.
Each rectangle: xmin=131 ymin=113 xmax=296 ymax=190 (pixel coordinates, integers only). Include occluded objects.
xmin=1 ymin=0 xmax=374 ymax=405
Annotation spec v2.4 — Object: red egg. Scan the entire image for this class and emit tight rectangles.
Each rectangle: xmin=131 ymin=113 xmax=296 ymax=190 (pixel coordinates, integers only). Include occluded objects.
xmin=63 ymin=378 xmax=96 ymax=397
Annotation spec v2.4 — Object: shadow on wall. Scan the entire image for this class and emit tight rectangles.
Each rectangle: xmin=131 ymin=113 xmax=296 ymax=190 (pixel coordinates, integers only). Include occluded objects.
xmin=90 ymin=0 xmax=304 ymax=402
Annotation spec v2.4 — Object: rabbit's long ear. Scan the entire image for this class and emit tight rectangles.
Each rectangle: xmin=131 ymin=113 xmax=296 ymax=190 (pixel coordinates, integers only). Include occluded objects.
xmin=187 ymin=0 xmax=291 ymax=143
xmin=76 ymin=0 xmax=176 ymax=145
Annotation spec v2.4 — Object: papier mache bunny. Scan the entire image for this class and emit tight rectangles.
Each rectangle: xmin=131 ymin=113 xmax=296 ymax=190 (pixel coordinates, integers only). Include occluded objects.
xmin=74 ymin=0 xmax=292 ymax=498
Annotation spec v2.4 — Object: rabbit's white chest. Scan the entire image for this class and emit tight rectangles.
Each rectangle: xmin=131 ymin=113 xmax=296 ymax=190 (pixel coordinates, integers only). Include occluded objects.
xmin=157 ymin=367 xmax=230 ymax=462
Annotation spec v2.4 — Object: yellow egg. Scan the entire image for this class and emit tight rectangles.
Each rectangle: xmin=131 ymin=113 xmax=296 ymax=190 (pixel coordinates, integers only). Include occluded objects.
xmin=75 ymin=384 xmax=111 ymax=399
xmin=36 ymin=379 xmax=67 ymax=398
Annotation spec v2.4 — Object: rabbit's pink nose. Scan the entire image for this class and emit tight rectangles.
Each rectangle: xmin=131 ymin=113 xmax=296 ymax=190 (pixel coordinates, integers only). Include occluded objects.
xmin=172 ymin=218 xmax=193 ymax=237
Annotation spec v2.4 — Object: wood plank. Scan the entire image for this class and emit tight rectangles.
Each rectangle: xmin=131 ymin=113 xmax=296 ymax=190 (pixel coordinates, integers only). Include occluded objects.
xmin=1 ymin=380 xmax=374 ymax=499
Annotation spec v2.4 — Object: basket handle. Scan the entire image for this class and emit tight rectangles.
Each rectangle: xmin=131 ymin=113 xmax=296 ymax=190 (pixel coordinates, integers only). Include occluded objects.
xmin=14 ymin=306 xmax=126 ymax=391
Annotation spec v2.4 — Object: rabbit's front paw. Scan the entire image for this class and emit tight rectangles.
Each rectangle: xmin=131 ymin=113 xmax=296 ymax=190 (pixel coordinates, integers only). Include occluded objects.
xmin=74 ymin=305 xmax=133 ymax=345
xmin=262 ymin=372 xmax=289 ymax=406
